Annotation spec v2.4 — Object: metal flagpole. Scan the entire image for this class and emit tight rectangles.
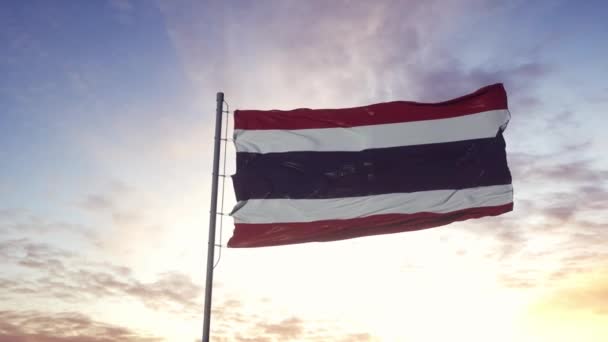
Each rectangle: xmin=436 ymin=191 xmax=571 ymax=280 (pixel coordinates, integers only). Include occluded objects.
xmin=202 ymin=92 xmax=224 ymax=342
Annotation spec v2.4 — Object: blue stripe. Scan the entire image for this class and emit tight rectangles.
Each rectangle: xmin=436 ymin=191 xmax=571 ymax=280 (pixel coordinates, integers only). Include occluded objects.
xmin=232 ymin=134 xmax=511 ymax=201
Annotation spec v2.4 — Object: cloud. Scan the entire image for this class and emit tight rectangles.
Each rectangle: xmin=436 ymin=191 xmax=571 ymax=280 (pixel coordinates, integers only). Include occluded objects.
xmin=0 ymin=310 xmax=160 ymax=342
xmin=538 ymin=187 xmax=608 ymax=225
xmin=522 ymin=160 xmax=608 ymax=184
xmin=209 ymin=298 xmax=376 ymax=341
xmin=0 ymin=238 xmax=202 ymax=315
xmin=233 ymin=336 xmax=271 ymax=342
xmin=498 ymin=273 xmax=538 ymax=289
xmin=259 ymin=317 xmax=303 ymax=340
xmin=81 ymin=194 xmax=113 ymax=211
xmin=546 ymin=110 xmax=581 ymax=130
xmin=486 ymin=181 xmax=608 ymax=287
xmin=0 ymin=208 xmax=23 ymax=221
xmin=73 ymin=185 xmax=173 ymax=255
xmin=535 ymin=269 xmax=608 ymax=316
xmin=454 ymin=141 xmax=608 ymax=290
xmin=0 ymin=238 xmax=72 ymax=270
xmin=78 ymin=183 xmax=141 ymax=225
xmin=0 ymin=209 xmax=96 ymax=241
xmin=407 ymin=61 xmax=551 ymax=103
xmin=161 ymin=0 xmax=518 ymax=109
xmin=338 ymin=333 xmax=374 ymax=342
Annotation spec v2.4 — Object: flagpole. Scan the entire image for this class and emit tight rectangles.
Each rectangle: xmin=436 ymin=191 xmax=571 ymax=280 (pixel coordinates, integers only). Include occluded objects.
xmin=202 ymin=92 xmax=224 ymax=342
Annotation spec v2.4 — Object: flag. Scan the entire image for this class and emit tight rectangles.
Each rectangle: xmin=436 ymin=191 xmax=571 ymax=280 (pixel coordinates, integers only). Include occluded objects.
xmin=228 ymin=83 xmax=513 ymax=248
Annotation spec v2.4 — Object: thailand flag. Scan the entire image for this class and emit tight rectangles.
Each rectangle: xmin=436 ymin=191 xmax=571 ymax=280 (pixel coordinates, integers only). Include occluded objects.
xmin=228 ymin=84 xmax=513 ymax=247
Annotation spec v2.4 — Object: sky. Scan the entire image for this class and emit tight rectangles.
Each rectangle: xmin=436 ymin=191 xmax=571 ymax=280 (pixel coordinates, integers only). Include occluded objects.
xmin=1 ymin=0 xmax=607 ymax=341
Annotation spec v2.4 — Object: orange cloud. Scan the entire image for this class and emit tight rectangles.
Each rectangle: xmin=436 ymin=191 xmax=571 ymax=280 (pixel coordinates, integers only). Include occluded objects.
xmin=0 ymin=310 xmax=160 ymax=342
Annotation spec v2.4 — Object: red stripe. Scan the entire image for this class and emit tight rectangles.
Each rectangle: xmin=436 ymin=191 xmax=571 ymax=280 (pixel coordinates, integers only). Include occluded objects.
xmin=234 ymin=83 xmax=507 ymax=130
xmin=227 ymin=203 xmax=513 ymax=248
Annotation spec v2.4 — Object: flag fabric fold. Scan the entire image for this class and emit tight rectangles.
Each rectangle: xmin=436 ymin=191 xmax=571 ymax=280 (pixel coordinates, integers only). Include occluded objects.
xmin=228 ymin=83 xmax=513 ymax=248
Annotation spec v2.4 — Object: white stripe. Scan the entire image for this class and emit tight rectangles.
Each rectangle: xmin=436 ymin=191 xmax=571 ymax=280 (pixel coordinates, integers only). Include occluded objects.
xmin=231 ymin=184 xmax=513 ymax=224
xmin=235 ymin=109 xmax=510 ymax=153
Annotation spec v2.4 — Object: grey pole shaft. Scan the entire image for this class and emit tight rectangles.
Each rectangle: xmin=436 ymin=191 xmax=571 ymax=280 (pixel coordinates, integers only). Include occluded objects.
xmin=202 ymin=92 xmax=224 ymax=342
